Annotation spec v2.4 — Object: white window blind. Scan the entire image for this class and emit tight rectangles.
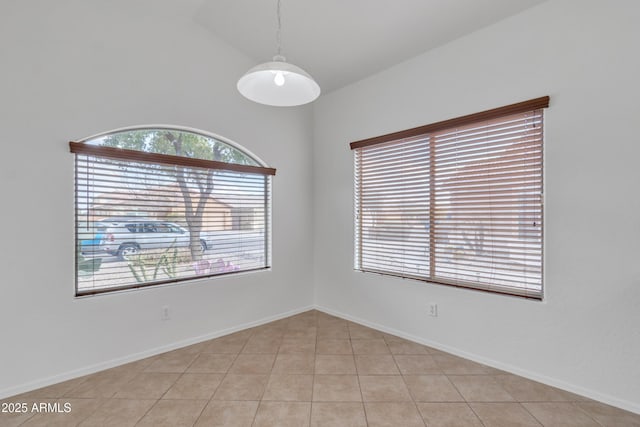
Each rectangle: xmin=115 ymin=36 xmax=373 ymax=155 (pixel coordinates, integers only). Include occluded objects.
xmin=71 ymin=130 xmax=274 ymax=296
xmin=352 ymin=97 xmax=547 ymax=299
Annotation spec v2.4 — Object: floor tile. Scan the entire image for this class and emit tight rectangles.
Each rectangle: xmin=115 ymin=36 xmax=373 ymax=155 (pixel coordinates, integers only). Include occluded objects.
xmin=136 ymin=399 xmax=207 ymax=427
xmin=242 ymin=336 xmax=282 ymax=354
xmin=224 ymin=330 xmax=254 ymax=342
xmin=19 ymin=377 xmax=89 ymax=399
xmin=386 ymin=339 xmax=431 ymax=355
xmin=79 ymin=398 xmax=156 ymax=427
xmin=448 ymin=375 xmax=514 ymax=402
xmin=313 ymin=375 xmax=362 ymax=402
xmin=263 ymin=375 xmax=314 ymax=401
xmin=432 ymin=354 xmax=491 ymax=375
xmin=416 ymin=402 xmax=483 ymax=426
xmin=194 ymin=400 xmax=259 ymax=427
xmin=575 ymin=401 xmax=640 ymax=426
xmin=163 ymin=373 xmax=223 ymax=399
xmin=523 ymin=402 xmax=601 ymax=426
xmin=143 ymin=351 xmax=198 ymax=373
xmin=355 ymin=355 xmax=400 ymax=375
xmin=364 ymin=402 xmax=425 ymax=427
xmin=315 ymin=312 xmax=342 ymax=323
xmin=253 ymin=401 xmax=311 ymax=427
xmin=404 ymin=375 xmax=464 ymax=402
xmin=284 ymin=327 xmax=317 ymax=340
xmin=213 ymin=374 xmax=269 ymax=400
xmin=229 ymin=353 xmax=275 ymax=374
xmin=470 ymin=402 xmax=542 ymax=427
xmin=272 ymin=353 xmax=316 ymax=374
xmin=279 ymin=338 xmax=316 ymax=354
xmin=315 ymin=355 xmax=357 ymax=374
xmin=493 ymin=374 xmax=571 ymax=402
xmin=351 ymin=339 xmax=390 ymax=355
xmin=359 ymin=375 xmax=412 ymax=402
xmin=21 ymin=398 xmax=104 ymax=427
xmin=64 ymin=370 xmax=138 ymax=398
xmin=554 ymin=389 xmax=593 ymax=402
xmin=288 ymin=314 xmax=316 ymax=326
xmin=0 ymin=398 xmax=53 ymax=427
xmin=287 ymin=319 xmax=316 ymax=330
xmin=380 ymin=333 xmax=404 ymax=342
xmin=252 ymin=327 xmax=286 ymax=340
xmin=113 ymin=372 xmax=180 ymax=399
xmin=172 ymin=342 xmax=208 ymax=355
xmin=317 ymin=326 xmax=350 ymax=339
xmin=316 ymin=318 xmax=348 ymax=329
xmin=187 ymin=353 xmax=236 ymax=373
xmin=393 ymin=355 xmax=440 ymax=375
xmin=144 ymin=353 xmax=197 ymax=373
xmin=348 ymin=324 xmax=383 ymax=339
xmin=316 ymin=339 xmax=353 ymax=354
xmin=0 ymin=408 xmax=36 ymax=427
xmin=310 ymin=402 xmax=367 ymax=427
xmin=203 ymin=340 xmax=245 ymax=354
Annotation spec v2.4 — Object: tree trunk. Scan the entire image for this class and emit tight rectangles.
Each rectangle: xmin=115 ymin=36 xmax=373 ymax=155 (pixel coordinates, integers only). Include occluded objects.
xmin=165 ymin=132 xmax=215 ymax=261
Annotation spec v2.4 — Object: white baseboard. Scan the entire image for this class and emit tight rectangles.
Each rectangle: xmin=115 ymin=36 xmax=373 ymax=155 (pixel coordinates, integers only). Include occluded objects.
xmin=315 ymin=304 xmax=640 ymax=415
xmin=0 ymin=305 xmax=314 ymax=400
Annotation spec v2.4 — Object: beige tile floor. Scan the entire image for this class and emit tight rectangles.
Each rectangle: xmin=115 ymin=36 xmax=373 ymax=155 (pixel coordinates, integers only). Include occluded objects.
xmin=2 ymin=310 xmax=639 ymax=426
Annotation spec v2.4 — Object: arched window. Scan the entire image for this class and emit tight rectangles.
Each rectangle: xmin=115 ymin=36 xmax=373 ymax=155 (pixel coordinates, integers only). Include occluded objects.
xmin=71 ymin=126 xmax=275 ymax=296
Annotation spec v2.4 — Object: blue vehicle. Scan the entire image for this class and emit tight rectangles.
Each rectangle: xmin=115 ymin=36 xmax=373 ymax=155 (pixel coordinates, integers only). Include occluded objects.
xmin=79 ymin=223 xmax=106 ymax=255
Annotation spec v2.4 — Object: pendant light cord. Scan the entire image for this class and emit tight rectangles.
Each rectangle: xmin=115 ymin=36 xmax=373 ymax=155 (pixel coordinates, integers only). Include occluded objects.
xmin=276 ymin=0 xmax=282 ymax=57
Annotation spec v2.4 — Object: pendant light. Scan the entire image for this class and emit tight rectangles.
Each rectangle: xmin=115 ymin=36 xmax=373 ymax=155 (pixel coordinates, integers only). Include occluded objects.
xmin=237 ymin=0 xmax=320 ymax=107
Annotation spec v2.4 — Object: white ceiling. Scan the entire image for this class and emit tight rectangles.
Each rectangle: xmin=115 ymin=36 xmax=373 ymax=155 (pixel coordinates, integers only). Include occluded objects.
xmin=195 ymin=0 xmax=547 ymax=94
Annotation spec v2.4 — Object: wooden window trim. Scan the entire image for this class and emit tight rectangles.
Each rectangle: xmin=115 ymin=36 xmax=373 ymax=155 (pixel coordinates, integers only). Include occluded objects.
xmin=70 ymin=141 xmax=276 ymax=176
xmin=350 ymin=96 xmax=549 ymax=150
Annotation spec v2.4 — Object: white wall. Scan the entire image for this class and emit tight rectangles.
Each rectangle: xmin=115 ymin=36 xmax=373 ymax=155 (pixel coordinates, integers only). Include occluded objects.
xmin=313 ymin=0 xmax=640 ymax=413
xmin=0 ymin=0 xmax=314 ymax=397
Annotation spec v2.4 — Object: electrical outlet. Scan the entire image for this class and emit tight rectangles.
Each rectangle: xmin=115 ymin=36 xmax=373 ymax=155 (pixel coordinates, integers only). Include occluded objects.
xmin=429 ymin=303 xmax=438 ymax=317
xmin=161 ymin=305 xmax=170 ymax=321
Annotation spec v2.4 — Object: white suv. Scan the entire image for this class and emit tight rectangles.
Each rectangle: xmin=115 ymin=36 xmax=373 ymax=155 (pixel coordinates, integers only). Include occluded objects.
xmin=99 ymin=218 xmax=207 ymax=260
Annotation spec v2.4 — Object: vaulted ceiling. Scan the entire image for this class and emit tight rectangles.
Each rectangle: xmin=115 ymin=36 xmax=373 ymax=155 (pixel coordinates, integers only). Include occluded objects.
xmin=195 ymin=0 xmax=547 ymax=93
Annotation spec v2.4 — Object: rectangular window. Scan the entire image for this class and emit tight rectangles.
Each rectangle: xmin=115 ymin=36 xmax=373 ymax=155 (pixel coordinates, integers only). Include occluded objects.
xmin=351 ymin=97 xmax=548 ymax=299
xmin=72 ymin=142 xmax=274 ymax=296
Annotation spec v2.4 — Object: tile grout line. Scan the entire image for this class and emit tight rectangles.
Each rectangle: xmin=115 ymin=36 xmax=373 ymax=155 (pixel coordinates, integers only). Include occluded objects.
xmin=236 ymin=327 xmax=263 ymax=427
xmin=465 ymin=401 xmax=489 ymax=427
xmin=429 ymin=364 xmax=485 ymax=427
xmin=570 ymin=401 xmax=607 ymax=427
xmin=178 ymin=349 xmax=217 ymax=427
xmin=309 ymin=313 xmax=319 ymax=426
xmin=102 ymin=359 xmax=162 ymax=427
xmin=515 ymin=402 xmax=546 ymax=427
xmin=350 ymin=324 xmax=370 ymax=427
xmin=197 ymin=328 xmax=256 ymax=427
xmin=391 ymin=337 xmax=428 ymax=427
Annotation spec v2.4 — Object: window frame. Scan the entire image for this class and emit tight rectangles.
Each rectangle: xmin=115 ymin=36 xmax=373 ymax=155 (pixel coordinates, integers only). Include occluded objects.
xmin=71 ymin=126 xmax=275 ymax=297
xmin=350 ymin=97 xmax=549 ymax=299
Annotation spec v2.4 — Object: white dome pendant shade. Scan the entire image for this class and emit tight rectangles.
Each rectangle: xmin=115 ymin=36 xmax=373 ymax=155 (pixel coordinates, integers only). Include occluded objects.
xmin=236 ymin=0 xmax=321 ymax=107
xmin=237 ymin=55 xmax=321 ymax=107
